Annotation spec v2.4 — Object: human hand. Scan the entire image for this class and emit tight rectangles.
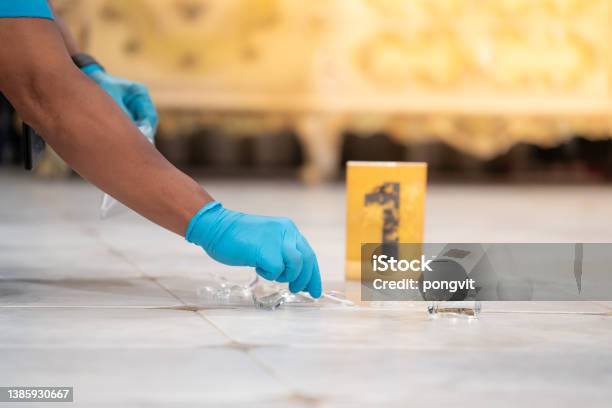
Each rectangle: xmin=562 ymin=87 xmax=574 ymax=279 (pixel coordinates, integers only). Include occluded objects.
xmin=82 ymin=64 xmax=158 ymax=135
xmin=186 ymin=202 xmax=323 ymax=298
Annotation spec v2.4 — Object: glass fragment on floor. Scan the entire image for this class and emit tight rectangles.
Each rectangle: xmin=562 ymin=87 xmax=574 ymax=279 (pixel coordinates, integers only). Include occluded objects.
xmin=196 ymin=272 xmax=354 ymax=310
xmin=427 ymin=301 xmax=482 ymax=319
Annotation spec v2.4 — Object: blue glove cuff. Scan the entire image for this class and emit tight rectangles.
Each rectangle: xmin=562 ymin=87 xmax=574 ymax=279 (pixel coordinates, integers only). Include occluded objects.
xmin=81 ymin=64 xmax=105 ymax=76
xmin=186 ymin=201 xmax=223 ymax=244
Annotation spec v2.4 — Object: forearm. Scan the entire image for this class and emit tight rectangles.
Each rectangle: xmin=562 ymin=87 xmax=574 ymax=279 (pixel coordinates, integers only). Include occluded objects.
xmin=34 ymin=71 xmax=210 ymax=234
xmin=0 ymin=19 xmax=211 ymax=235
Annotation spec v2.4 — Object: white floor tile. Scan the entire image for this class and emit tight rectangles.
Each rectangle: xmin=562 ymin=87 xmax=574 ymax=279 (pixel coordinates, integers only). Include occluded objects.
xmin=0 ymin=278 xmax=180 ymax=307
xmin=482 ymin=301 xmax=610 ymax=314
xmin=204 ymin=307 xmax=612 ymax=351
xmin=0 ymin=247 xmax=141 ymax=279
xmin=120 ymin=248 xmax=222 ymax=278
xmin=3 ymin=174 xmax=612 ymax=407
xmin=155 ymin=274 xmax=266 ymax=306
xmin=252 ymin=347 xmax=612 ymax=406
xmin=0 ymin=348 xmax=288 ymax=406
xmin=0 ymin=225 xmax=98 ymax=248
xmin=0 ymin=308 xmax=227 ymax=348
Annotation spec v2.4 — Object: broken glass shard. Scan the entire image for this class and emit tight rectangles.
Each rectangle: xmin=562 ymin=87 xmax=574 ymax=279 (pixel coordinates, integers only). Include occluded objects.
xmin=427 ymin=301 xmax=482 ymax=318
xmin=196 ymin=272 xmax=354 ymax=310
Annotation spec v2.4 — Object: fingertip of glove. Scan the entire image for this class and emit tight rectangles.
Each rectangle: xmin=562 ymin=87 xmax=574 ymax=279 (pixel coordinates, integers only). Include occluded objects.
xmin=309 ymin=285 xmax=323 ymax=299
xmin=308 ymin=268 xmax=323 ymax=298
xmin=310 ymin=292 xmax=322 ymax=299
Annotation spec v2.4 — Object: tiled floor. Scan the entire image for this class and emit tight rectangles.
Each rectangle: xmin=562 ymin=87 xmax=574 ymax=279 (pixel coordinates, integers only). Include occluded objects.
xmin=1 ymin=171 xmax=611 ymax=407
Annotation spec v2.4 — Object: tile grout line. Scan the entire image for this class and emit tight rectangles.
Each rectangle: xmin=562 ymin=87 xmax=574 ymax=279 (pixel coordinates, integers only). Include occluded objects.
xmin=245 ymin=348 xmax=319 ymax=405
xmin=82 ymin=222 xmax=263 ymax=349
xmin=163 ymin=287 xmax=299 ymax=395
xmin=33 ymin=199 xmax=608 ymax=400
xmin=7 ymin=211 xmax=258 ymax=344
xmin=30 ymin=223 xmax=290 ymax=384
xmin=74 ymin=223 xmax=202 ymax=312
xmin=80 ymin=221 xmax=257 ymax=343
xmin=591 ymin=301 xmax=612 ymax=312
xmin=483 ymin=310 xmax=611 ymax=316
xmin=80 ymin=225 xmax=148 ymax=280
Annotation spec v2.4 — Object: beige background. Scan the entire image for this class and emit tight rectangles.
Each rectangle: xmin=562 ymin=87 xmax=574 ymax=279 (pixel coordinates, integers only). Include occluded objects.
xmin=56 ymin=0 xmax=612 ymax=179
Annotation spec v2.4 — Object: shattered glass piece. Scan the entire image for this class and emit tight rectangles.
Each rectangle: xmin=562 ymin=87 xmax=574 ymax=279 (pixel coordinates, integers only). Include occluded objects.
xmin=196 ymin=272 xmax=354 ymax=310
xmin=252 ymin=290 xmax=287 ymax=311
xmin=196 ymin=273 xmax=258 ymax=307
xmin=321 ymin=291 xmax=354 ymax=307
xmin=252 ymin=283 xmax=314 ymax=310
xmin=427 ymin=301 xmax=482 ymax=319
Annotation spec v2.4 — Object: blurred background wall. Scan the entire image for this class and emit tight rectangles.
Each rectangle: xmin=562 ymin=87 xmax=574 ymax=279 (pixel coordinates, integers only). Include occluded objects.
xmin=1 ymin=0 xmax=611 ymax=182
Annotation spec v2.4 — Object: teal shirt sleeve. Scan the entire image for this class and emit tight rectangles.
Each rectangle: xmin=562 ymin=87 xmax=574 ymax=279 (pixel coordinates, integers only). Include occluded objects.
xmin=0 ymin=0 xmax=54 ymax=20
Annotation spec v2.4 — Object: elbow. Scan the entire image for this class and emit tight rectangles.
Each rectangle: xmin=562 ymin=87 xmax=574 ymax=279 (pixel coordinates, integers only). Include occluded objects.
xmin=1 ymin=61 xmax=80 ymax=135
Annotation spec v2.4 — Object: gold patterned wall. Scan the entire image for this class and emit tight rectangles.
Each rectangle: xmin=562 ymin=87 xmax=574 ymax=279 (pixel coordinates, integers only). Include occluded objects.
xmin=347 ymin=0 xmax=609 ymax=93
xmin=56 ymin=0 xmax=612 ymax=179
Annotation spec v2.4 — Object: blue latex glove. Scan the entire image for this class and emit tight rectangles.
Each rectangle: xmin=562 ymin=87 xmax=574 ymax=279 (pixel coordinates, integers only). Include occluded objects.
xmin=186 ymin=202 xmax=323 ymax=298
xmin=82 ymin=64 xmax=159 ymax=134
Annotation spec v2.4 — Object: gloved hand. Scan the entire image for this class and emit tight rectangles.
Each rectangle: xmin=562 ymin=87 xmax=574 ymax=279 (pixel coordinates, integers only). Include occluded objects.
xmin=186 ymin=202 xmax=323 ymax=298
xmin=82 ymin=64 xmax=159 ymax=134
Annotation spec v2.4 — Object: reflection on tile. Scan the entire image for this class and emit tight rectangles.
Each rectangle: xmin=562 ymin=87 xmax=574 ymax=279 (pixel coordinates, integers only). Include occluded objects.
xmin=94 ymin=224 xmax=188 ymax=253
xmin=252 ymin=347 xmax=612 ymax=406
xmin=482 ymin=301 xmax=610 ymax=314
xmin=425 ymin=185 xmax=612 ymax=242
xmin=0 ymin=278 xmax=180 ymax=307
xmin=0 ymin=225 xmax=99 ymax=248
xmin=0 ymin=349 xmax=287 ymax=406
xmin=0 ymin=308 xmax=227 ymax=348
xmin=155 ymin=273 xmax=260 ymax=305
xmin=120 ymin=249 xmax=222 ymax=279
xmin=92 ymin=225 xmax=235 ymax=279
xmin=0 ymin=266 xmax=142 ymax=281
xmin=593 ymin=301 xmax=612 ymax=311
xmin=0 ymin=247 xmax=141 ymax=279
xmin=4 ymin=176 xmax=612 ymax=407
xmin=205 ymin=308 xmax=612 ymax=351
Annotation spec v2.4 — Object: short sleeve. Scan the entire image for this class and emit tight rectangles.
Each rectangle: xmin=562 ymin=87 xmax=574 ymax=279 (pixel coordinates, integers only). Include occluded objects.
xmin=0 ymin=0 xmax=54 ymax=20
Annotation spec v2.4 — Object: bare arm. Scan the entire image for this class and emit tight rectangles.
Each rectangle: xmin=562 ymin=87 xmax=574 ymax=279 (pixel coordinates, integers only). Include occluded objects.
xmin=50 ymin=8 xmax=81 ymax=55
xmin=0 ymin=18 xmax=212 ymax=235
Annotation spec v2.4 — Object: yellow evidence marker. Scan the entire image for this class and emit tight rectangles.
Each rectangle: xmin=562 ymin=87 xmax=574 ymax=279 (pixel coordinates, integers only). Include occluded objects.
xmin=345 ymin=161 xmax=427 ymax=281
